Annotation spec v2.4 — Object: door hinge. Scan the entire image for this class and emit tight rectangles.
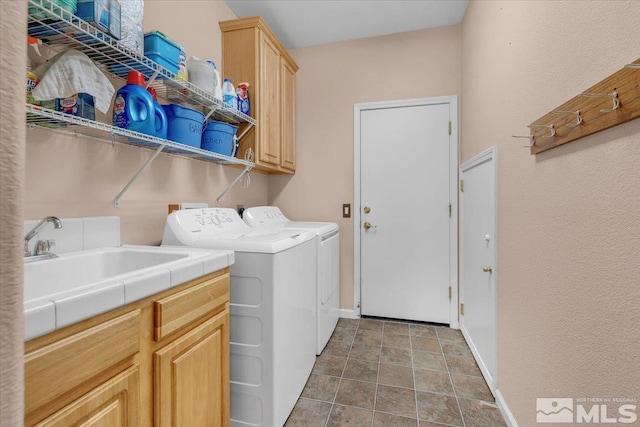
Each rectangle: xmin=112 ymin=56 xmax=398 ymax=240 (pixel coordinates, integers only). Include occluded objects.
xmin=449 ymin=286 xmax=452 ymax=300
xmin=449 ymin=203 xmax=452 ymax=217
xmin=460 ymin=180 xmax=464 ymax=192
xmin=448 ymin=121 xmax=452 ymax=135
xmin=460 ymin=303 xmax=465 ymax=315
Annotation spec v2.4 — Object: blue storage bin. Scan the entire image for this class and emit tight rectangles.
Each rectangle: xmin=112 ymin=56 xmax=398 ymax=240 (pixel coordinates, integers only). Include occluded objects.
xmin=201 ymin=121 xmax=238 ymax=157
xmin=144 ymin=31 xmax=181 ymax=75
xmin=145 ymin=52 xmax=178 ymax=75
xmin=163 ymin=104 xmax=204 ymax=148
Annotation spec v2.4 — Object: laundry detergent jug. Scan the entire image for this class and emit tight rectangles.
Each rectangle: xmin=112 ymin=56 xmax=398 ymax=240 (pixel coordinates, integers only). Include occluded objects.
xmin=147 ymin=86 xmax=168 ymax=139
xmin=112 ymin=70 xmax=156 ymax=136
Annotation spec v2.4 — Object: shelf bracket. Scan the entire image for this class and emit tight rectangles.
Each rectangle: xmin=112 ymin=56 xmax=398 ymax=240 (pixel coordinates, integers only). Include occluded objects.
xmin=204 ymin=105 xmax=220 ymax=121
xmin=145 ymin=69 xmax=161 ymax=88
xmin=215 ymin=164 xmax=253 ymax=206
xmin=114 ymin=143 xmax=167 ymax=208
xmin=236 ymin=122 xmax=254 ymax=140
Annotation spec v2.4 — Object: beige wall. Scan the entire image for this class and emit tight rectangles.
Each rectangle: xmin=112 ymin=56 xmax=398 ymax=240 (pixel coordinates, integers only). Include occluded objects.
xmin=9 ymin=2 xmax=640 ymax=425
xmin=25 ymin=1 xmax=269 ymax=245
xmin=270 ymin=25 xmax=463 ymax=309
xmin=0 ymin=1 xmax=26 ymax=424
xmin=462 ymin=0 xmax=640 ymax=424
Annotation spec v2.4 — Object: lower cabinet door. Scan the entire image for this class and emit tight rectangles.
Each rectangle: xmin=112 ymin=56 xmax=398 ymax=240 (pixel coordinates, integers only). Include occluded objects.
xmin=154 ymin=308 xmax=229 ymax=427
xmin=35 ymin=365 xmax=140 ymax=427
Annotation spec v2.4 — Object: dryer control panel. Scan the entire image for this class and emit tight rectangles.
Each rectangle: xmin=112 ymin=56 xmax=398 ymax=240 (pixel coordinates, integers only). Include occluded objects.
xmin=243 ymin=206 xmax=289 ymax=227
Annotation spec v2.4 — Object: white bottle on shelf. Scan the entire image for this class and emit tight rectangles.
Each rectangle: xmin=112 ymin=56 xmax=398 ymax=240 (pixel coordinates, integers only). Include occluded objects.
xmin=207 ymin=61 xmax=223 ymax=102
xmin=222 ymin=78 xmax=236 ymax=109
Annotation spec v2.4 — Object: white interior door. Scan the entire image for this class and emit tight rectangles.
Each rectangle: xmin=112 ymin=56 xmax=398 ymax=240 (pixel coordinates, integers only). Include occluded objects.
xmin=460 ymin=147 xmax=497 ymax=390
xmin=359 ymin=102 xmax=452 ymax=323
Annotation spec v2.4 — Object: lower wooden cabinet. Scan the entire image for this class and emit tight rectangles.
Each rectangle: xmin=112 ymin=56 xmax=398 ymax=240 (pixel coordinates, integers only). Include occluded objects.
xmin=34 ymin=366 xmax=140 ymax=427
xmin=25 ymin=270 xmax=230 ymax=427
xmin=155 ymin=309 xmax=229 ymax=426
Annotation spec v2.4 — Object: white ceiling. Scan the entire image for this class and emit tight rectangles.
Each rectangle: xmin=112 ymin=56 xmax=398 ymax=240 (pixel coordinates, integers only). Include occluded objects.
xmin=223 ymin=0 xmax=469 ymax=49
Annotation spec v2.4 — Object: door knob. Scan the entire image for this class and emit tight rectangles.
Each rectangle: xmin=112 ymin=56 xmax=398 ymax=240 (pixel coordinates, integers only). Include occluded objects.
xmin=363 ymin=221 xmax=377 ymax=230
xmin=363 ymin=206 xmax=371 ymax=214
xmin=482 ymin=266 xmax=493 ymax=273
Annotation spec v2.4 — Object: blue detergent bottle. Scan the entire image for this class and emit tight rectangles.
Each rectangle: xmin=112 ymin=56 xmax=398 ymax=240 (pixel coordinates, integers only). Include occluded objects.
xmin=112 ymin=70 xmax=156 ymax=136
xmin=147 ymin=87 xmax=168 ymax=139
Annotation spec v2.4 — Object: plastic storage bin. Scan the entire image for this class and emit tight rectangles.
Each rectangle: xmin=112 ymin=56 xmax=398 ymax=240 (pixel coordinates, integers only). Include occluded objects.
xmin=201 ymin=120 xmax=238 ymax=156
xmin=29 ymin=0 xmax=77 ymax=20
xmin=144 ymin=31 xmax=181 ymax=75
xmin=163 ymin=104 xmax=204 ymax=147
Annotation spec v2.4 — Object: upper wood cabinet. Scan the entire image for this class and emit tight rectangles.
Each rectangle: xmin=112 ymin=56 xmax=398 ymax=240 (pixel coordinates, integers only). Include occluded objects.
xmin=220 ymin=16 xmax=299 ymax=174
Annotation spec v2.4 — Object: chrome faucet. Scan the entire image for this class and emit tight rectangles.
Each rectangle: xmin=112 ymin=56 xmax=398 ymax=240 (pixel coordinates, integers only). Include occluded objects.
xmin=24 ymin=216 xmax=63 ymax=257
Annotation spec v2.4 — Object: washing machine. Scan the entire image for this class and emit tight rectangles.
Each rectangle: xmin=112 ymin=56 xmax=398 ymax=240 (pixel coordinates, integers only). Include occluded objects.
xmin=243 ymin=206 xmax=340 ymax=355
xmin=162 ymin=207 xmax=316 ymax=427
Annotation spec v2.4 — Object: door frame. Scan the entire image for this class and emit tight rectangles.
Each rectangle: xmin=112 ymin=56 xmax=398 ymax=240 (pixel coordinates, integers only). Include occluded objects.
xmin=353 ymin=96 xmax=459 ymax=328
xmin=459 ymin=145 xmax=498 ymax=390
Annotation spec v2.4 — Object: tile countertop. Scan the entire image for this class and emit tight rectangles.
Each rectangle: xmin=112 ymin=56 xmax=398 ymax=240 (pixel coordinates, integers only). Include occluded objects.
xmin=24 ymin=245 xmax=234 ymax=341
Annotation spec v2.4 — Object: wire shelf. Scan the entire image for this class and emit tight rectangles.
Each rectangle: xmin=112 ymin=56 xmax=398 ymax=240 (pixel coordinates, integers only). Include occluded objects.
xmin=27 ymin=0 xmax=255 ymax=125
xmin=26 ymin=104 xmax=254 ymax=167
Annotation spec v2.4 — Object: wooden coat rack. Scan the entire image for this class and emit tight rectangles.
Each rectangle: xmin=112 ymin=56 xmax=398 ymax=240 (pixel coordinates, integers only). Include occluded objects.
xmin=524 ymin=58 xmax=640 ymax=154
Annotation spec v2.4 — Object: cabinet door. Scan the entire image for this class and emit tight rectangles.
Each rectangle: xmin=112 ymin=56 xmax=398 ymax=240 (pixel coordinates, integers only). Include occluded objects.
xmin=280 ymin=58 xmax=296 ymax=172
xmin=258 ymin=32 xmax=281 ymax=166
xmin=154 ymin=308 xmax=229 ymax=427
xmin=25 ymin=310 xmax=140 ymax=425
xmin=34 ymin=366 xmax=139 ymax=427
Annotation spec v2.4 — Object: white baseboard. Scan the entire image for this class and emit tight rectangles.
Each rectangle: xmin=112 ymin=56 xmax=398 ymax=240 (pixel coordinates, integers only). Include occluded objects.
xmin=337 ymin=309 xmax=360 ymax=319
xmin=460 ymin=325 xmax=495 ymax=391
xmin=495 ymin=389 xmax=518 ymax=427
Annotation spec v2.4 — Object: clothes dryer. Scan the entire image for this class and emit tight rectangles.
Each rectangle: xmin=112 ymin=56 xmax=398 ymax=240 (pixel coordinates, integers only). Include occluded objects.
xmin=162 ymin=207 xmax=316 ymax=427
xmin=243 ymin=206 xmax=340 ymax=355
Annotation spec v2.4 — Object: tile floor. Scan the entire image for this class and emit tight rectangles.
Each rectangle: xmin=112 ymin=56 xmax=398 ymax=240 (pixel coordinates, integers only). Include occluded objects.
xmin=285 ymin=317 xmax=507 ymax=427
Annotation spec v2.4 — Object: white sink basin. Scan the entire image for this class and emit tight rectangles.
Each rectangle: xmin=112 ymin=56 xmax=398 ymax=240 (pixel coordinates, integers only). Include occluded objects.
xmin=24 ymin=245 xmax=234 ymax=341
xmin=25 ymin=248 xmax=189 ymax=301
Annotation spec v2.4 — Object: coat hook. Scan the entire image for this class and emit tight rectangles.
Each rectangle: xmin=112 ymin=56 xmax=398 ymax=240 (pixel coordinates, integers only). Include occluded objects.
xmin=580 ymin=91 xmax=620 ymax=112
xmin=550 ymin=110 xmax=583 ymax=127
xmin=511 ymin=135 xmax=535 ymax=148
xmin=529 ymin=124 xmax=555 ymax=139
xmin=625 ymin=64 xmax=640 ymax=69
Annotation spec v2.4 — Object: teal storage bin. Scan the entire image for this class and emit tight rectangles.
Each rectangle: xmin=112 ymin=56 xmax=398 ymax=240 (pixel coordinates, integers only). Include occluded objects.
xmin=144 ymin=31 xmax=181 ymax=75
xmin=28 ymin=0 xmax=77 ymax=20
xmin=201 ymin=121 xmax=238 ymax=157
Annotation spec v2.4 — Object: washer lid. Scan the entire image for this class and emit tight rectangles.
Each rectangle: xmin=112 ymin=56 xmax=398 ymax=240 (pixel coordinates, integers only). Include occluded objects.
xmin=243 ymin=206 xmax=339 ymax=236
xmin=276 ymin=221 xmax=339 ymax=236
xmin=162 ymin=207 xmax=314 ymax=253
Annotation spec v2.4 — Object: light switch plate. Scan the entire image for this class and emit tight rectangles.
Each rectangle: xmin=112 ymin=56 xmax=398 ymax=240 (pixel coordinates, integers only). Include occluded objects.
xmin=343 ymin=204 xmax=351 ymax=218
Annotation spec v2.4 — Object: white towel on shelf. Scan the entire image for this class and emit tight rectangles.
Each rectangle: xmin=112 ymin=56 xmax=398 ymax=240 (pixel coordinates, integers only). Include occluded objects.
xmin=32 ymin=49 xmax=115 ymax=114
